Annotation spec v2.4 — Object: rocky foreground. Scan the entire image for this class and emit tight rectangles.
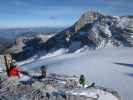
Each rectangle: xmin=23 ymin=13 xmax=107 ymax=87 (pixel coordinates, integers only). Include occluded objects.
xmin=0 ymin=71 xmax=120 ymax=100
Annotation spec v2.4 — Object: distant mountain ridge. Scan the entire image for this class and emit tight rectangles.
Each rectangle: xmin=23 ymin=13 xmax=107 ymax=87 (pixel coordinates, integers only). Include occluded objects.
xmin=0 ymin=27 xmax=64 ymax=54
xmin=0 ymin=27 xmax=64 ymax=39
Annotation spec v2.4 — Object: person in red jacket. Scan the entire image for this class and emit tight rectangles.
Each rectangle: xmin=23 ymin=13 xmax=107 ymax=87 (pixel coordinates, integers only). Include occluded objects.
xmin=9 ymin=60 xmax=21 ymax=78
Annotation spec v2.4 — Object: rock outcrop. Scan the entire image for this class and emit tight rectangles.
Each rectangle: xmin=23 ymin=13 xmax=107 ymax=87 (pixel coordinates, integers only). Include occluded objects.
xmin=0 ymin=72 xmax=120 ymax=100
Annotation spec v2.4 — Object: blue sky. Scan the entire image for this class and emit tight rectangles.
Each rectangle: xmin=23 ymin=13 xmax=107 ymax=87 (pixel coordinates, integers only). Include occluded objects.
xmin=0 ymin=0 xmax=133 ymax=28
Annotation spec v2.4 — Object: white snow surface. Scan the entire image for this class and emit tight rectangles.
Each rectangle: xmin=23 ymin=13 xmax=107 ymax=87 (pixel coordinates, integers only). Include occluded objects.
xmin=66 ymin=89 xmax=118 ymax=100
xmin=22 ymin=47 xmax=133 ymax=100
xmin=39 ymin=48 xmax=68 ymax=60
xmin=19 ymin=74 xmax=31 ymax=81
xmin=0 ymin=67 xmax=3 ymax=73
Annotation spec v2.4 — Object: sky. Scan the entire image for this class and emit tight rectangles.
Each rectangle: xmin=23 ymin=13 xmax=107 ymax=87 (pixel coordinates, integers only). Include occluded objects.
xmin=0 ymin=0 xmax=133 ymax=28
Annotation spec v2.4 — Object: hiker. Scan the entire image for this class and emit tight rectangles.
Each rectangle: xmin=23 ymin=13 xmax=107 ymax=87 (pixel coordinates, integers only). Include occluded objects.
xmin=9 ymin=60 xmax=21 ymax=78
xmin=40 ymin=65 xmax=47 ymax=78
xmin=79 ymin=74 xmax=86 ymax=87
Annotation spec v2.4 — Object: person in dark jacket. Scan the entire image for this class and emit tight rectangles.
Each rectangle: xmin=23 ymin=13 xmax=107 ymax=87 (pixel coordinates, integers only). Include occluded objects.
xmin=40 ymin=65 xmax=47 ymax=78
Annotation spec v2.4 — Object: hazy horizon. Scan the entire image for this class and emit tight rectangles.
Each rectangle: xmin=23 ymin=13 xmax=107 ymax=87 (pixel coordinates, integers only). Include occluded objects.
xmin=0 ymin=26 xmax=66 ymax=29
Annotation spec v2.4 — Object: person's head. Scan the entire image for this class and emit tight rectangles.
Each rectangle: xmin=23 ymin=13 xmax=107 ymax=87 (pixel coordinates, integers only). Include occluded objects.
xmin=12 ymin=59 xmax=16 ymax=63
xmin=41 ymin=65 xmax=47 ymax=70
xmin=80 ymin=75 xmax=84 ymax=78
xmin=10 ymin=60 xmax=16 ymax=68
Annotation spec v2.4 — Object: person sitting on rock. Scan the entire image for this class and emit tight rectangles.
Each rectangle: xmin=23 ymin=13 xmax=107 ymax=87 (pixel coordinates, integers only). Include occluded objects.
xmin=40 ymin=65 xmax=47 ymax=78
xmin=79 ymin=74 xmax=86 ymax=87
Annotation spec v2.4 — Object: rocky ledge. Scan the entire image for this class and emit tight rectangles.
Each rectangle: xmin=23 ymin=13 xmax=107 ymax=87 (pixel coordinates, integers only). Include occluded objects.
xmin=0 ymin=72 xmax=121 ymax=100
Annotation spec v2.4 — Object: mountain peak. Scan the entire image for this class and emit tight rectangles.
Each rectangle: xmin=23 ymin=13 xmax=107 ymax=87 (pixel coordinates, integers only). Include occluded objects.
xmin=75 ymin=11 xmax=103 ymax=32
xmin=83 ymin=10 xmax=102 ymax=17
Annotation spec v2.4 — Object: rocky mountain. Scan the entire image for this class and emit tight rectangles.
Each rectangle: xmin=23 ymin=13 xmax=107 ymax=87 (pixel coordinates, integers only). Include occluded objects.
xmin=10 ymin=11 xmax=133 ymax=61
xmin=45 ymin=11 xmax=133 ymax=52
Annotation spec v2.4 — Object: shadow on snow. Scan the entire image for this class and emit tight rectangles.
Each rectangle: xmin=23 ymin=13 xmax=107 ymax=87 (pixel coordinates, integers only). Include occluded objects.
xmin=114 ymin=62 xmax=133 ymax=78
xmin=114 ymin=62 xmax=133 ymax=68
xmin=124 ymin=73 xmax=133 ymax=78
